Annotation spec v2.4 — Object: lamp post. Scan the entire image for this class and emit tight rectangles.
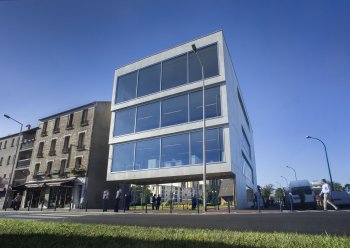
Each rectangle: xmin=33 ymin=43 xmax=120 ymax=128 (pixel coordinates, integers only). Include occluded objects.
xmin=3 ymin=114 xmax=23 ymax=211
xmin=286 ymin=165 xmax=297 ymax=181
xmin=191 ymin=44 xmax=207 ymax=212
xmin=281 ymin=176 xmax=288 ymax=187
xmin=306 ymin=135 xmax=334 ymax=190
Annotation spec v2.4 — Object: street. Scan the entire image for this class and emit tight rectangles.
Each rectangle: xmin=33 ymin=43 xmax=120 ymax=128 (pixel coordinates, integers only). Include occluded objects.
xmin=1 ymin=209 xmax=349 ymax=236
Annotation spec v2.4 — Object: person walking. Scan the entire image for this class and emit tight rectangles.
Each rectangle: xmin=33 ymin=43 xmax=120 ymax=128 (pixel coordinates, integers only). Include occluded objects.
xmin=320 ymin=179 xmax=338 ymax=211
xmin=114 ymin=187 xmax=122 ymax=212
xmin=156 ymin=194 xmax=161 ymax=210
xmin=102 ymin=189 xmax=110 ymax=212
xmin=13 ymin=193 xmax=21 ymax=211
xmin=151 ymin=194 xmax=156 ymax=210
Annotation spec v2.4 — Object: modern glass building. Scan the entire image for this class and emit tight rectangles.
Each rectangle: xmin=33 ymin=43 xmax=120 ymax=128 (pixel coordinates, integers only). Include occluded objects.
xmin=107 ymin=31 xmax=257 ymax=209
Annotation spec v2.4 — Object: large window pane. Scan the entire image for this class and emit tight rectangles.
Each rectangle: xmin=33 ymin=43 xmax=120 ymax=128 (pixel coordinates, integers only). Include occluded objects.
xmin=161 ymin=94 xmax=188 ymax=127
xmin=136 ymin=102 xmax=160 ymax=132
xmin=242 ymin=127 xmax=251 ymax=159
xmin=137 ymin=63 xmax=161 ymax=97
xmin=135 ymin=138 xmax=160 ymax=170
xmin=161 ymin=54 xmax=187 ymax=90
xmin=190 ymin=128 xmax=224 ymax=164
xmin=114 ymin=108 xmax=136 ymax=136
xmin=190 ymin=131 xmax=203 ymax=164
xmin=112 ymin=143 xmax=135 ymax=172
xmin=189 ymin=44 xmax=219 ymax=83
xmin=205 ymin=86 xmax=221 ymax=118
xmin=206 ymin=128 xmax=223 ymax=163
xmin=161 ymin=133 xmax=189 ymax=167
xmin=116 ymin=71 xmax=138 ymax=103
xmin=189 ymin=86 xmax=221 ymax=121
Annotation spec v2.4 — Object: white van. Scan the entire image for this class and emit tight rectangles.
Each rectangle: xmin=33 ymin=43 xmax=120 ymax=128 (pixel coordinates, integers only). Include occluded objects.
xmin=287 ymin=180 xmax=317 ymax=209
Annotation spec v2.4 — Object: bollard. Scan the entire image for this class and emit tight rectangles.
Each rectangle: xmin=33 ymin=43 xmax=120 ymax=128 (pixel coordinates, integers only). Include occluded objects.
xmin=145 ymin=203 xmax=148 ymax=213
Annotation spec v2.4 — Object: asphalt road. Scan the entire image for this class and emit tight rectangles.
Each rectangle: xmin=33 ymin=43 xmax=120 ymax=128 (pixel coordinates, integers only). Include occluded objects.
xmin=1 ymin=209 xmax=349 ymax=235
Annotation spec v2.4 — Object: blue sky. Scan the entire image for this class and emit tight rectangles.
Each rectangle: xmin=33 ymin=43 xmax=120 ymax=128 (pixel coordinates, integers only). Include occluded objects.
xmin=1 ymin=0 xmax=349 ymax=187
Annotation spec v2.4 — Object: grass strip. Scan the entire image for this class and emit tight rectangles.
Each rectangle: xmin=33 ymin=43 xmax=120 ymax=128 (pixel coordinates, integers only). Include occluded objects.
xmin=0 ymin=219 xmax=348 ymax=248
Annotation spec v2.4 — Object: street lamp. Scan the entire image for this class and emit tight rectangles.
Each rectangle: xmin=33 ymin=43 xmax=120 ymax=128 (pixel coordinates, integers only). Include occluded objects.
xmin=3 ymin=114 xmax=23 ymax=211
xmin=286 ymin=165 xmax=297 ymax=181
xmin=191 ymin=44 xmax=207 ymax=212
xmin=281 ymin=176 xmax=288 ymax=187
xmin=306 ymin=135 xmax=334 ymax=190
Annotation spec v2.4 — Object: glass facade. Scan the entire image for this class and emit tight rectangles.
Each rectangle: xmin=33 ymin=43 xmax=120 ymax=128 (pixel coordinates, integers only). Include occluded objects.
xmin=111 ymin=142 xmax=135 ymax=172
xmin=135 ymin=138 xmax=160 ymax=170
xmin=115 ymin=43 xmax=218 ymax=104
xmin=188 ymin=44 xmax=219 ymax=82
xmin=136 ymin=102 xmax=160 ymax=132
xmin=115 ymin=71 xmax=138 ymax=103
xmin=113 ymin=108 xmax=136 ymax=136
xmin=111 ymin=127 xmax=224 ymax=172
xmin=161 ymin=94 xmax=188 ymax=127
xmin=114 ymin=86 xmax=221 ymax=136
xmin=242 ymin=127 xmax=251 ymax=159
xmin=161 ymin=133 xmax=189 ymax=167
xmin=243 ymin=153 xmax=254 ymax=184
xmin=137 ymin=63 xmax=161 ymax=97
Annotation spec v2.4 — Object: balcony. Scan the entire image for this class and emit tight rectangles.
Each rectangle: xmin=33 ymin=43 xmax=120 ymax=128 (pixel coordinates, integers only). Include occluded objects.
xmin=66 ymin=124 xmax=74 ymax=130
xmin=17 ymin=158 xmax=31 ymax=168
xmin=53 ymin=128 xmax=60 ymax=134
xmin=49 ymin=150 xmax=56 ymax=156
xmin=77 ymin=145 xmax=85 ymax=151
xmin=80 ymin=120 xmax=89 ymax=127
xmin=20 ymin=142 xmax=34 ymax=150
xmin=62 ymin=147 xmax=69 ymax=154
xmin=51 ymin=169 xmax=60 ymax=175
xmin=37 ymin=152 xmax=44 ymax=158
xmin=36 ymin=171 xmax=45 ymax=176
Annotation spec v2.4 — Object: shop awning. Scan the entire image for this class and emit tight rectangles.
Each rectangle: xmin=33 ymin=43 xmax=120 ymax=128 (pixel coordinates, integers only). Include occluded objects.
xmin=25 ymin=183 xmax=45 ymax=188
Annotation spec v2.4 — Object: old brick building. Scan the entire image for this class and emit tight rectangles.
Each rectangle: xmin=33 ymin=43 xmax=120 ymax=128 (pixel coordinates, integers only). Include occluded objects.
xmin=24 ymin=101 xmax=112 ymax=209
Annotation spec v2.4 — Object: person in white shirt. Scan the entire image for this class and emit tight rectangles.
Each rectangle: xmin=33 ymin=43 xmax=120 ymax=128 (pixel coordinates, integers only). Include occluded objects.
xmin=102 ymin=189 xmax=110 ymax=212
xmin=114 ymin=187 xmax=122 ymax=212
xmin=320 ymin=179 xmax=338 ymax=211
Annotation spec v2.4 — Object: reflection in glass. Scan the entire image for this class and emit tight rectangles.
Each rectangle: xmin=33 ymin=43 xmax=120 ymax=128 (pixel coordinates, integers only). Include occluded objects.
xmin=161 ymin=54 xmax=187 ymax=90
xmin=190 ymin=128 xmax=224 ymax=164
xmin=116 ymin=71 xmax=138 ymax=103
xmin=136 ymin=102 xmax=160 ymax=132
xmin=112 ymin=143 xmax=135 ymax=172
xmin=137 ymin=63 xmax=161 ymax=97
xmin=189 ymin=44 xmax=219 ymax=83
xmin=114 ymin=108 xmax=136 ymax=136
xmin=135 ymin=138 xmax=160 ymax=170
xmin=161 ymin=133 xmax=189 ymax=167
xmin=161 ymin=94 xmax=188 ymax=127
xmin=189 ymin=86 xmax=221 ymax=121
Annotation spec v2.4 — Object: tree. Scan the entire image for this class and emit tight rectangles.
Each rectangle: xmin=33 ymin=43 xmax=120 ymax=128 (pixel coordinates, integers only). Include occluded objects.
xmin=261 ymin=184 xmax=274 ymax=207
xmin=261 ymin=184 xmax=274 ymax=199
xmin=331 ymin=182 xmax=343 ymax=191
xmin=275 ymin=188 xmax=285 ymax=200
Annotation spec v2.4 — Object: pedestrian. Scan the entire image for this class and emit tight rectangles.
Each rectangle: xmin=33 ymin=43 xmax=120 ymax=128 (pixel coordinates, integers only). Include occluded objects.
xmin=102 ymin=189 xmax=110 ymax=212
xmin=13 ymin=193 xmax=21 ymax=211
xmin=192 ymin=195 xmax=197 ymax=210
xmin=320 ymin=179 xmax=338 ymax=211
xmin=151 ymin=194 xmax=156 ymax=210
xmin=124 ymin=190 xmax=131 ymax=211
xmin=114 ymin=187 xmax=122 ymax=212
xmin=156 ymin=194 xmax=161 ymax=210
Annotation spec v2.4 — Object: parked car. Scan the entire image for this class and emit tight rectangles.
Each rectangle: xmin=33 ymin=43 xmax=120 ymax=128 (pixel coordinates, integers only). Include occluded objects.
xmin=286 ymin=180 xmax=317 ymax=209
xmin=330 ymin=191 xmax=350 ymax=206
